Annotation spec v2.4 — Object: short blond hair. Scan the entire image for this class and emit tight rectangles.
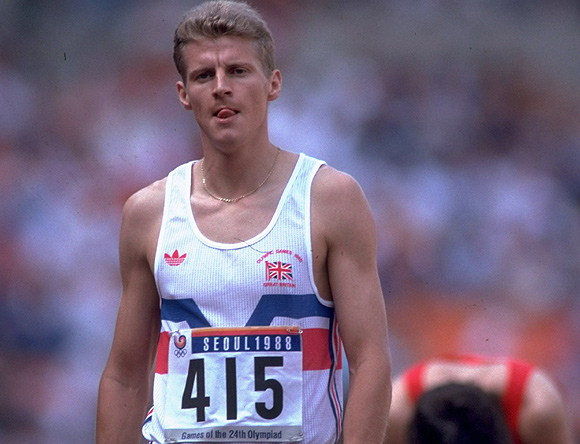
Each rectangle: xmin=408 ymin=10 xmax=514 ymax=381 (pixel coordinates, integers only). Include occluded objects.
xmin=173 ymin=0 xmax=276 ymax=82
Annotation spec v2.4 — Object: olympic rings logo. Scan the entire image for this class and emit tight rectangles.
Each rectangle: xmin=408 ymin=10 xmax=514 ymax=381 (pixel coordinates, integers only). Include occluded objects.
xmin=174 ymin=349 xmax=187 ymax=358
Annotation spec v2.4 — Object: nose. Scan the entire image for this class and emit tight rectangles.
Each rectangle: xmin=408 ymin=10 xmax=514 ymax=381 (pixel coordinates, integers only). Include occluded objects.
xmin=213 ymin=71 xmax=232 ymax=98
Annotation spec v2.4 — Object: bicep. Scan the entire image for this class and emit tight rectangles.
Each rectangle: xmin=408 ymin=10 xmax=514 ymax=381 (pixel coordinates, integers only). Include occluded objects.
xmin=105 ymin=193 xmax=162 ymax=381
xmin=107 ymin=264 xmax=160 ymax=378
xmin=316 ymin=170 xmax=389 ymax=363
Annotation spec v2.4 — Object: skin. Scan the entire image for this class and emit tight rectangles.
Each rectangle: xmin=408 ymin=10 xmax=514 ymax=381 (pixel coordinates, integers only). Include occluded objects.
xmin=386 ymin=360 xmax=572 ymax=444
xmin=97 ymin=35 xmax=391 ymax=444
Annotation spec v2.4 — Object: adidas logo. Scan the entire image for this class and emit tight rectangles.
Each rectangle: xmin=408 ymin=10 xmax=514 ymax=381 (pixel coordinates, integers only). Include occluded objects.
xmin=164 ymin=250 xmax=187 ymax=266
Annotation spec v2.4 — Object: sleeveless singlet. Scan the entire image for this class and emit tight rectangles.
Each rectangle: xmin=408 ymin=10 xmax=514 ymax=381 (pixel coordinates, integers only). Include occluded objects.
xmin=142 ymin=153 xmax=343 ymax=443
xmin=403 ymin=355 xmax=534 ymax=444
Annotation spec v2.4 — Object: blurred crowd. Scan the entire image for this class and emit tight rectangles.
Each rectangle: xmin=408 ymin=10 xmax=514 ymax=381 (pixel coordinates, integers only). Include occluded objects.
xmin=0 ymin=0 xmax=579 ymax=443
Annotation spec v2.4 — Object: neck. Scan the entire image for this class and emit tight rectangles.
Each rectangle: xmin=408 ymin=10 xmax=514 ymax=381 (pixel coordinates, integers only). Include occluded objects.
xmin=198 ymin=145 xmax=281 ymax=202
xmin=201 ymin=124 xmax=275 ymax=159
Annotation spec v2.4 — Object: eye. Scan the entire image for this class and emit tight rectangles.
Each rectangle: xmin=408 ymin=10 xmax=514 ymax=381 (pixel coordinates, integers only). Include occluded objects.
xmin=195 ymin=71 xmax=214 ymax=82
xmin=231 ymin=67 xmax=247 ymax=75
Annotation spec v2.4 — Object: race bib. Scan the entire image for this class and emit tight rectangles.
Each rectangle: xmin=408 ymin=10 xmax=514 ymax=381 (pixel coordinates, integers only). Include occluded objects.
xmin=164 ymin=326 xmax=303 ymax=442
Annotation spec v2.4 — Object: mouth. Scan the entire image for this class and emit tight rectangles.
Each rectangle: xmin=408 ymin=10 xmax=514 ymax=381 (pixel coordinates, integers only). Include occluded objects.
xmin=214 ymin=107 xmax=238 ymax=120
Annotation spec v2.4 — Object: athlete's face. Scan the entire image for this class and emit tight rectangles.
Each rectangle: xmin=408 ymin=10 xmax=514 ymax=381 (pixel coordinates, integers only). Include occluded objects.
xmin=176 ymin=36 xmax=281 ymax=149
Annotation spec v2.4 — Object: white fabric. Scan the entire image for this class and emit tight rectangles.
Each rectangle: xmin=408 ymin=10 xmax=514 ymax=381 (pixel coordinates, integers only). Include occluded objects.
xmin=143 ymin=153 xmax=343 ymax=444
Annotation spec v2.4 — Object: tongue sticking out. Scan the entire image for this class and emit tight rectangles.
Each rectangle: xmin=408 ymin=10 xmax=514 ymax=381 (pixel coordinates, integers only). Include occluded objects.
xmin=217 ymin=109 xmax=236 ymax=119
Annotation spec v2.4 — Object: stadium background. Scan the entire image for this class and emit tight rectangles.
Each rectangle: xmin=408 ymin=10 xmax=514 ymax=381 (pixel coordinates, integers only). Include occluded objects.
xmin=0 ymin=0 xmax=579 ymax=442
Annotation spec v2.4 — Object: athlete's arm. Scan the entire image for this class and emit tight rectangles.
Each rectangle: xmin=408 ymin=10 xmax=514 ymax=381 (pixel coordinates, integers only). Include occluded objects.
xmin=518 ymin=369 xmax=573 ymax=444
xmin=96 ymin=182 xmax=165 ymax=444
xmin=312 ymin=167 xmax=392 ymax=444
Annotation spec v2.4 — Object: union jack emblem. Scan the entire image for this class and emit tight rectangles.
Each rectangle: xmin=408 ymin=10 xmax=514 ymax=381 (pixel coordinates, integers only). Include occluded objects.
xmin=266 ymin=261 xmax=293 ymax=281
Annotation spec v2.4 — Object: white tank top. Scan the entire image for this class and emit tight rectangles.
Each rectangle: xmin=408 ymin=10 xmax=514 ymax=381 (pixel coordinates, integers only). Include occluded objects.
xmin=143 ymin=153 xmax=344 ymax=444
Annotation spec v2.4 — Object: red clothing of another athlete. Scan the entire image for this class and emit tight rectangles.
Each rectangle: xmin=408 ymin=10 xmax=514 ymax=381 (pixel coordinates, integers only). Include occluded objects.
xmin=403 ymin=355 xmax=534 ymax=444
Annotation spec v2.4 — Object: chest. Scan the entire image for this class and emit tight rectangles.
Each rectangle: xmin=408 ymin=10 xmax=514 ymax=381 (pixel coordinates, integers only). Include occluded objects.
xmin=193 ymin=197 xmax=278 ymax=244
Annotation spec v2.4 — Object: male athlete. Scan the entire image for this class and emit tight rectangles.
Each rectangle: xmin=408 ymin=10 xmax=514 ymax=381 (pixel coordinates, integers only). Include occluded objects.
xmin=387 ymin=355 xmax=571 ymax=444
xmin=96 ymin=1 xmax=391 ymax=443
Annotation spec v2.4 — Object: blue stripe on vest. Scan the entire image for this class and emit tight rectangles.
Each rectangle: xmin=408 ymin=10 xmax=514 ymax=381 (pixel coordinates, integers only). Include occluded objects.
xmin=160 ymin=294 xmax=333 ymax=328
xmin=160 ymin=298 xmax=211 ymax=328
xmin=246 ymin=294 xmax=333 ymax=326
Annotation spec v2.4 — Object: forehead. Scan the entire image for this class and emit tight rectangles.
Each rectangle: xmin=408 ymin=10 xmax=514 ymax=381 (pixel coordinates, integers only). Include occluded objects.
xmin=181 ymin=36 xmax=262 ymax=70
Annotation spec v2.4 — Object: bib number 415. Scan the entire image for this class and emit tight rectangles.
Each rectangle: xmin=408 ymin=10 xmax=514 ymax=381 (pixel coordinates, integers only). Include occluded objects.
xmin=182 ymin=356 xmax=284 ymax=422
xmin=164 ymin=327 xmax=303 ymax=436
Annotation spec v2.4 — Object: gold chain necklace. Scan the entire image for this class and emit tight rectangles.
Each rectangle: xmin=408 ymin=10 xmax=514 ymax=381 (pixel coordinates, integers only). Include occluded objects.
xmin=200 ymin=148 xmax=281 ymax=203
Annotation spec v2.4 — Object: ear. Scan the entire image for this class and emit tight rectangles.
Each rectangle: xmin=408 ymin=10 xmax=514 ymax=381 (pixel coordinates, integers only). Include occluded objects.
xmin=267 ymin=69 xmax=282 ymax=102
xmin=176 ymin=80 xmax=192 ymax=110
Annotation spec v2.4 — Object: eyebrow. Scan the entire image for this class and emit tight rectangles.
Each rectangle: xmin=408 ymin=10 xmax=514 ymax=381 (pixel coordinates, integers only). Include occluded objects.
xmin=187 ymin=60 xmax=256 ymax=79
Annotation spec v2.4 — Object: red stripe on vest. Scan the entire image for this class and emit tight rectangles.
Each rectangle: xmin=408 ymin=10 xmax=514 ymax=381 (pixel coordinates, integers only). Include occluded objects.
xmin=404 ymin=361 xmax=428 ymax=403
xmin=503 ymin=360 xmax=533 ymax=444
xmin=156 ymin=331 xmax=170 ymax=374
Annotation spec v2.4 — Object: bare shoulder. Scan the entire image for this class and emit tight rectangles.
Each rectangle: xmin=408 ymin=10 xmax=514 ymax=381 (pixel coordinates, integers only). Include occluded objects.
xmin=519 ymin=369 xmax=572 ymax=444
xmin=312 ymin=165 xmax=366 ymax=202
xmin=389 ymin=374 xmax=413 ymax=420
xmin=122 ymin=178 xmax=167 ymax=222
xmin=311 ymin=165 xmax=375 ymax=237
xmin=387 ymin=376 xmax=414 ymax=444
xmin=120 ymin=178 xmax=167 ymax=264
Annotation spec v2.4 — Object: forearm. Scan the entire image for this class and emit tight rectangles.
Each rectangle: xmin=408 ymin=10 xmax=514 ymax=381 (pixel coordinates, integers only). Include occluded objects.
xmin=342 ymin=357 xmax=392 ymax=444
xmin=96 ymin=373 xmax=151 ymax=444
